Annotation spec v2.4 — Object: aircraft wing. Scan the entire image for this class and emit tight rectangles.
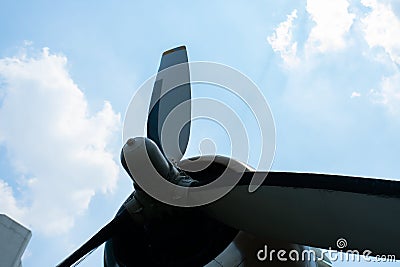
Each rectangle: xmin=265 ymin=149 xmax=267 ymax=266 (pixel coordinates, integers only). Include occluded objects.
xmin=190 ymin=170 xmax=400 ymax=259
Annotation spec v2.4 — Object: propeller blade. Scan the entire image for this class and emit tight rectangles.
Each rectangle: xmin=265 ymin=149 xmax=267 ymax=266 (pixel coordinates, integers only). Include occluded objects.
xmin=198 ymin=171 xmax=400 ymax=259
xmin=56 ymin=209 xmax=131 ymax=267
xmin=147 ymin=46 xmax=191 ymax=163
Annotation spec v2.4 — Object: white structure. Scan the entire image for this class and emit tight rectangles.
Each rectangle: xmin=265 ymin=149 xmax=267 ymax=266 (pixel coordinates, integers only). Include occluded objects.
xmin=0 ymin=214 xmax=31 ymax=267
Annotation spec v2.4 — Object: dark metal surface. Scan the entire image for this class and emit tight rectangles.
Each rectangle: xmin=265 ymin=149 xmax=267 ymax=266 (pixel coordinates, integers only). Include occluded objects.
xmin=147 ymin=46 xmax=191 ymax=162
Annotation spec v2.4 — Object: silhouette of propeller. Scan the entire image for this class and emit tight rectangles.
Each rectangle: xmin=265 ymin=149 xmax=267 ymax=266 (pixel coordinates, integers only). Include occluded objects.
xmin=57 ymin=46 xmax=237 ymax=267
xmin=57 ymin=46 xmax=400 ymax=267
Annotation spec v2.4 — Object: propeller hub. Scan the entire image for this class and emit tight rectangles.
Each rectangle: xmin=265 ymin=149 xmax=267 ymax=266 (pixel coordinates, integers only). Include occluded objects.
xmin=122 ymin=137 xmax=173 ymax=182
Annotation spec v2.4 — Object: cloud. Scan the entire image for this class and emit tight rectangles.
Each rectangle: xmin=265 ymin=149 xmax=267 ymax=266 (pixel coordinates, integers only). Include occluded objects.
xmin=369 ymin=71 xmax=400 ymax=114
xmin=268 ymin=0 xmax=355 ymax=66
xmin=0 ymin=179 xmax=27 ymax=222
xmin=267 ymin=10 xmax=299 ymax=67
xmin=305 ymin=0 xmax=355 ymax=52
xmin=361 ymin=0 xmax=400 ymax=65
xmin=0 ymin=47 xmax=121 ymax=235
xmin=359 ymin=1 xmax=400 ymax=114
xmin=266 ymin=1 xmax=400 ymax=117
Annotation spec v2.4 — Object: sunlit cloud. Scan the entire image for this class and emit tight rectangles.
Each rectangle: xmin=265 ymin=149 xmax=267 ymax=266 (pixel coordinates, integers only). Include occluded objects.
xmin=268 ymin=1 xmax=400 ymax=116
xmin=267 ymin=10 xmax=299 ymax=68
xmin=0 ymin=47 xmax=121 ymax=235
xmin=361 ymin=0 xmax=400 ymax=65
xmin=305 ymin=0 xmax=355 ymax=53
xmin=369 ymin=72 xmax=400 ymax=114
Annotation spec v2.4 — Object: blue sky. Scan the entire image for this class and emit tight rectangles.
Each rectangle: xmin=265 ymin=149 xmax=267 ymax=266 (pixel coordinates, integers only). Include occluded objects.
xmin=0 ymin=0 xmax=399 ymax=266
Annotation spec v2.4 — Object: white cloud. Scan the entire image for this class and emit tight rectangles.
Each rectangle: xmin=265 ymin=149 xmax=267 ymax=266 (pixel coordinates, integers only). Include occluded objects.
xmin=0 ymin=179 xmax=27 ymax=222
xmin=306 ymin=0 xmax=355 ymax=52
xmin=361 ymin=0 xmax=400 ymax=65
xmin=267 ymin=10 xmax=299 ymax=67
xmin=0 ymin=47 xmax=121 ymax=235
xmin=369 ymin=72 xmax=400 ymax=114
xmin=360 ymin=1 xmax=400 ymax=114
xmin=351 ymin=91 xmax=361 ymax=98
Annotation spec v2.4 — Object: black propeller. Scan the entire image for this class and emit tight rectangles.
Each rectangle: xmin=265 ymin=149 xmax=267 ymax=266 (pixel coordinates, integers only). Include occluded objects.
xmin=58 ymin=46 xmax=400 ymax=267
xmin=56 ymin=209 xmax=131 ymax=267
xmin=57 ymin=46 xmax=237 ymax=267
